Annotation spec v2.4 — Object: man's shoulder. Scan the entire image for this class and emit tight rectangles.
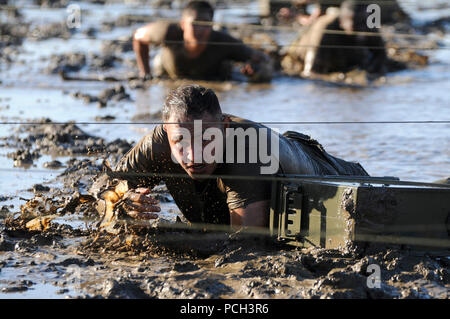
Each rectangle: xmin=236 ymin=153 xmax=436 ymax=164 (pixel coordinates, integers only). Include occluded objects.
xmin=146 ymin=124 xmax=168 ymax=146
xmin=151 ymin=21 xmax=182 ymax=42
xmin=132 ymin=124 xmax=169 ymax=158
xmin=225 ymin=114 xmax=274 ymax=134
xmin=225 ymin=114 xmax=257 ymax=126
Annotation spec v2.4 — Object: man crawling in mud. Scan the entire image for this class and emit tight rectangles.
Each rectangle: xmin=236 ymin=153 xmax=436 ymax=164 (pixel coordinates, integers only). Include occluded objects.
xmin=282 ymin=0 xmax=388 ymax=76
xmin=101 ymin=84 xmax=368 ymax=228
xmin=133 ymin=0 xmax=271 ymax=81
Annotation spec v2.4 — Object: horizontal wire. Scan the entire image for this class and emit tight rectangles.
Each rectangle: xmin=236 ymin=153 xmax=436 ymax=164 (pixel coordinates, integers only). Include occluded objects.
xmin=0 ymin=168 xmax=448 ymax=188
xmin=3 ymin=200 xmax=447 ymax=235
xmin=11 ymin=211 xmax=449 ymax=238
xmin=0 ymin=120 xmax=449 ymax=125
xmin=3 ymin=209 xmax=449 ymax=247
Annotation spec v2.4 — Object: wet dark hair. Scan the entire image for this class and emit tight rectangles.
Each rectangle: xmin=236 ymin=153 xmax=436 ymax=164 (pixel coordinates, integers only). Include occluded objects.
xmin=340 ymin=0 xmax=369 ymax=29
xmin=182 ymin=1 xmax=214 ymax=21
xmin=341 ymin=0 xmax=368 ymax=17
xmin=163 ymin=85 xmax=222 ymax=121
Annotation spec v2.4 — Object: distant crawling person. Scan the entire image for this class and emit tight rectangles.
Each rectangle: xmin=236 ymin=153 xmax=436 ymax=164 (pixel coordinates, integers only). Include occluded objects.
xmin=133 ymin=0 xmax=272 ymax=82
xmin=282 ymin=0 xmax=387 ymax=76
xmin=96 ymin=85 xmax=368 ymax=229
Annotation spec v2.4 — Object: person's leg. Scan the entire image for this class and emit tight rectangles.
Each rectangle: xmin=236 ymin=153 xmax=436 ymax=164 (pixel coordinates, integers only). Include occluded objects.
xmin=433 ymin=177 xmax=450 ymax=185
xmin=151 ymin=51 xmax=167 ymax=78
xmin=283 ymin=131 xmax=369 ymax=176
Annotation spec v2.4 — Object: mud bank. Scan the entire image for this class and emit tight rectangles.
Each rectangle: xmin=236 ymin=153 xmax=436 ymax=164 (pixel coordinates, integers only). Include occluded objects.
xmin=1 ymin=120 xmax=133 ymax=167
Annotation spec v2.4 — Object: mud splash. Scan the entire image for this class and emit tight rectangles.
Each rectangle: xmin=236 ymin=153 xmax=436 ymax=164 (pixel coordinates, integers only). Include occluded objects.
xmin=1 ymin=214 xmax=449 ymax=298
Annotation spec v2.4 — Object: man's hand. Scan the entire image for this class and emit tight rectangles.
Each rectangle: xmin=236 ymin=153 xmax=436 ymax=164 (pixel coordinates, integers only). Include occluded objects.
xmin=241 ymin=51 xmax=272 ymax=82
xmin=123 ymin=188 xmax=160 ymax=220
xmin=140 ymin=73 xmax=153 ymax=81
xmin=240 ymin=63 xmax=255 ymax=76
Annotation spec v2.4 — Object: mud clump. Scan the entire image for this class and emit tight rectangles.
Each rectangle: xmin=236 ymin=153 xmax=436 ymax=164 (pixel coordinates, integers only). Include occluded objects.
xmin=8 ymin=149 xmax=41 ymax=167
xmin=1 ymin=19 xmax=72 ymax=49
xmin=101 ymin=36 xmax=133 ymax=55
xmin=31 ymin=184 xmax=51 ymax=193
xmin=101 ymin=14 xmax=151 ymax=30
xmin=1 ymin=280 xmax=33 ymax=293
xmin=0 ymin=22 xmax=28 ymax=64
xmin=0 ymin=234 xmax=15 ymax=251
xmin=0 ymin=22 xmax=29 ymax=47
xmin=100 ymin=13 xmax=158 ymax=32
xmin=45 ymin=53 xmax=87 ymax=74
xmin=4 ymin=119 xmax=133 ymax=158
xmin=71 ymin=84 xmax=132 ymax=107
xmin=43 ymin=160 xmax=64 ymax=169
xmin=172 ymin=261 xmax=200 ymax=273
xmin=102 ymin=279 xmax=149 ymax=299
xmin=44 ymin=52 xmax=122 ymax=74
xmin=98 ymin=85 xmax=131 ymax=103
xmin=29 ymin=22 xmax=73 ymax=41
xmin=58 ymin=158 xmax=106 ymax=193
xmin=95 ymin=115 xmax=116 ymax=122
xmin=88 ymin=53 xmax=121 ymax=70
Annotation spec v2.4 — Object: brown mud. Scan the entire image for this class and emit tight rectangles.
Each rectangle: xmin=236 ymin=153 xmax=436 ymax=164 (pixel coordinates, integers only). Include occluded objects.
xmin=1 ymin=120 xmax=132 ymax=167
xmin=1 ymin=210 xmax=449 ymax=298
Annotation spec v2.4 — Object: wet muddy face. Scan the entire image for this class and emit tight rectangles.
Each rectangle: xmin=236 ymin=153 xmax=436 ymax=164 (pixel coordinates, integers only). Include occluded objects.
xmin=180 ymin=12 xmax=213 ymax=47
xmin=164 ymin=113 xmax=222 ymax=179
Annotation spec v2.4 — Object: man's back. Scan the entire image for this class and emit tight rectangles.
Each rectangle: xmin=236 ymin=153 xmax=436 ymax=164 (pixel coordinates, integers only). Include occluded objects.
xmin=146 ymin=21 xmax=254 ymax=80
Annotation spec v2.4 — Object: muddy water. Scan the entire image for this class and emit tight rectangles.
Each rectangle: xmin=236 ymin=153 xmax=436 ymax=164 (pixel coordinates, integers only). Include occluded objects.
xmin=0 ymin=1 xmax=449 ymax=298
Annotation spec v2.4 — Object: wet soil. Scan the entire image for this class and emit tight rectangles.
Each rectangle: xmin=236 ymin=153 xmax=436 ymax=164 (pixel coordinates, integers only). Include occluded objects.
xmin=1 ymin=120 xmax=133 ymax=166
xmin=1 ymin=215 xmax=449 ymax=299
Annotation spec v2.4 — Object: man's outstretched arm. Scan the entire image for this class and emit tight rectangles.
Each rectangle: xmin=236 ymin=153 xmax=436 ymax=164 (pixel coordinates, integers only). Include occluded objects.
xmin=224 ymin=34 xmax=273 ymax=82
xmin=133 ymin=23 xmax=158 ymax=78
xmin=230 ymin=200 xmax=270 ymax=228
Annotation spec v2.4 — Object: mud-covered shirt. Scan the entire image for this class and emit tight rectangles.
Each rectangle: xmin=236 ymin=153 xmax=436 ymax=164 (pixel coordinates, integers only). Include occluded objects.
xmin=146 ymin=21 xmax=255 ymax=80
xmin=114 ymin=115 xmax=368 ymax=225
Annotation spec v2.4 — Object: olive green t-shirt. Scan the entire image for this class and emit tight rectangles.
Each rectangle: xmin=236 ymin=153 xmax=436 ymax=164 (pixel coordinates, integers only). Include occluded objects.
xmin=147 ymin=21 xmax=255 ymax=80
xmin=113 ymin=115 xmax=368 ymax=225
